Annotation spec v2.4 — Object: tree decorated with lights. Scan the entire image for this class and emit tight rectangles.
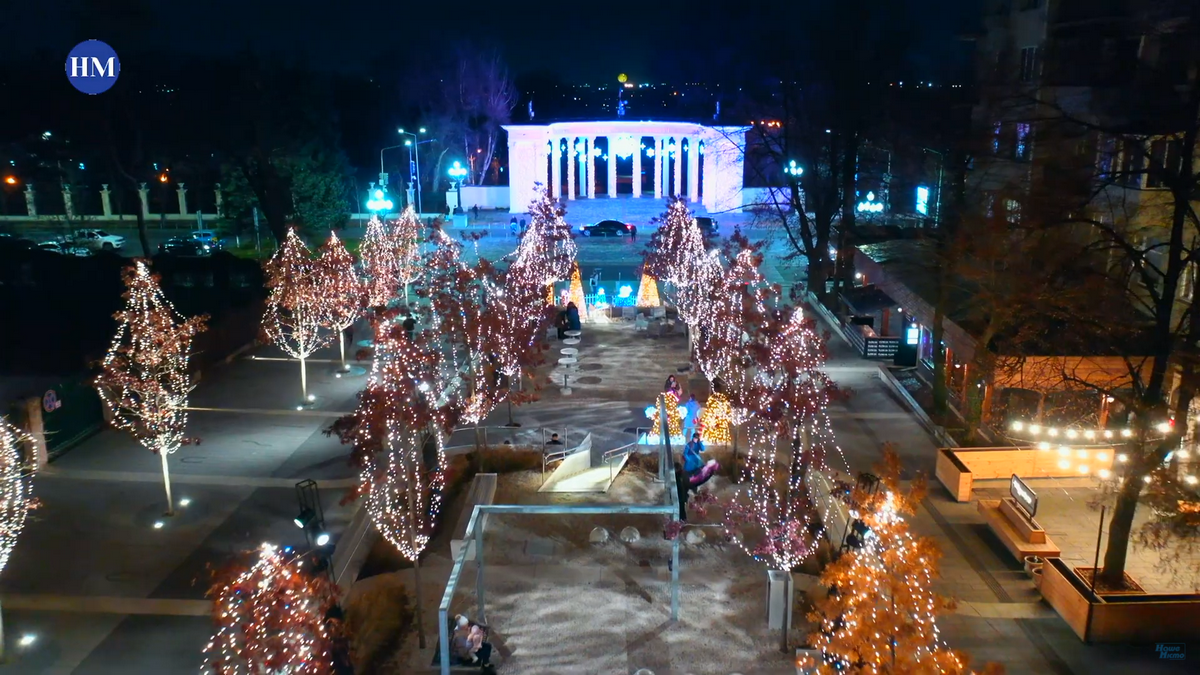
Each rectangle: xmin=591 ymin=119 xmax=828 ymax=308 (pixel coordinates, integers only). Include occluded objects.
xmin=646 ymin=391 xmax=685 ymax=442
xmin=263 ymin=229 xmax=333 ymax=403
xmin=635 ymin=272 xmax=661 ymax=308
xmin=802 ymin=451 xmax=997 ymax=675
xmin=317 ymin=232 xmax=363 ymax=371
xmin=392 ymin=206 xmax=424 ymax=303
xmin=699 ymin=391 xmax=733 ymax=445
xmin=644 ymin=197 xmax=717 ymax=326
xmin=355 ymin=317 xmax=451 ymax=650
xmin=201 ymin=543 xmax=345 ymax=675
xmin=96 ymin=261 xmax=208 ymax=516
xmin=359 ymin=215 xmax=400 ymax=308
xmin=566 ymin=261 xmax=588 ymax=319
xmin=1 ymin=417 xmax=35 ymax=657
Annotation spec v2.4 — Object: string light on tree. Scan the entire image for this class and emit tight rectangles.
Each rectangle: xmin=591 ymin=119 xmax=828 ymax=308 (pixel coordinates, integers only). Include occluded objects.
xmin=262 ymin=229 xmax=333 ymax=404
xmin=801 ymin=453 xmax=998 ymax=674
xmin=0 ymin=416 xmax=34 ymax=578
xmin=699 ymin=391 xmax=733 ymax=445
xmin=95 ymin=261 xmax=207 ymax=516
xmin=201 ymin=544 xmax=344 ymax=675
xmin=317 ymin=232 xmax=364 ymax=371
xmin=567 ymin=262 xmax=588 ymax=320
xmin=635 ymin=272 xmax=661 ymax=308
xmin=392 ymin=206 xmax=423 ymax=303
xmin=360 ymin=215 xmax=400 ymax=308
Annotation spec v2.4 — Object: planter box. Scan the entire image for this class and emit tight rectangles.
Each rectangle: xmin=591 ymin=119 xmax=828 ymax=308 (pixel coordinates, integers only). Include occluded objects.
xmin=977 ymin=499 xmax=1060 ymax=562
xmin=1041 ymin=557 xmax=1200 ymax=643
xmin=935 ymin=446 xmax=1116 ymax=503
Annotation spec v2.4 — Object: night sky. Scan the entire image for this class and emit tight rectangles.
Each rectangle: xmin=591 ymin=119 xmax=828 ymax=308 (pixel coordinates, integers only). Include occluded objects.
xmin=5 ymin=0 xmax=979 ymax=83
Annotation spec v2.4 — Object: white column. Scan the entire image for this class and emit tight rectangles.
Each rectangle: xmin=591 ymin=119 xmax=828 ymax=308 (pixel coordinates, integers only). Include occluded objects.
xmin=699 ymin=139 xmax=710 ymax=209
xmin=214 ymin=184 xmax=224 ymax=216
xmin=607 ymin=137 xmax=617 ymax=198
xmin=100 ymin=184 xmax=112 ymax=216
xmin=657 ymin=136 xmax=667 ymax=196
xmin=673 ymin=138 xmax=683 ymax=198
xmin=24 ymin=184 xmax=36 ymax=216
xmin=585 ymin=138 xmax=593 ymax=198
xmin=551 ymin=139 xmax=561 ymax=199
xmin=688 ymin=136 xmax=700 ymax=203
xmin=567 ymin=137 xmax=576 ymax=200
xmin=632 ymin=137 xmax=642 ymax=198
xmin=177 ymin=182 xmax=188 ymax=215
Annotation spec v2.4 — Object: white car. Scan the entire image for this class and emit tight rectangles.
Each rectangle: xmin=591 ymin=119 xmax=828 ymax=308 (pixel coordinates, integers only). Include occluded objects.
xmin=39 ymin=241 xmax=92 ymax=256
xmin=71 ymin=229 xmax=125 ymax=251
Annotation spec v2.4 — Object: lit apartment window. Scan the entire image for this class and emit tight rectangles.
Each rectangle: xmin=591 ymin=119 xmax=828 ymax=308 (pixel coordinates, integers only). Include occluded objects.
xmin=1015 ymin=123 xmax=1032 ymax=160
xmin=1019 ymin=47 xmax=1039 ymax=83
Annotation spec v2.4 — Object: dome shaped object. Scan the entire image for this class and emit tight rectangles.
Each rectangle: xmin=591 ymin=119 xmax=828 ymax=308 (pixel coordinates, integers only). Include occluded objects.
xmin=589 ymin=526 xmax=610 ymax=544
xmin=619 ymin=526 xmax=641 ymax=543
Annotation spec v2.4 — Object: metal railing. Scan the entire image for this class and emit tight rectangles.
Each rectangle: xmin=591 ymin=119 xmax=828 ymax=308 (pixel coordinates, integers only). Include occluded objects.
xmin=541 ymin=436 xmax=589 ymax=484
xmin=603 ymin=441 xmax=638 ymax=483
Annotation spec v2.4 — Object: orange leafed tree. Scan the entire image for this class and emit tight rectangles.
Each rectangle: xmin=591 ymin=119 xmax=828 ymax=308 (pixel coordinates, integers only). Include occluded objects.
xmin=202 ymin=544 xmax=346 ymax=674
xmin=95 ymin=261 xmax=207 ymax=516
xmin=317 ymin=232 xmax=363 ymax=370
xmin=803 ymin=450 xmax=1001 ymax=675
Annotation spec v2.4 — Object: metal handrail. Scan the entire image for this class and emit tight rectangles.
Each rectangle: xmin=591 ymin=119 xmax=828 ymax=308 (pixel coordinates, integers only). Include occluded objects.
xmin=540 ymin=434 xmax=590 ymax=486
xmin=604 ymin=441 xmax=638 ymax=483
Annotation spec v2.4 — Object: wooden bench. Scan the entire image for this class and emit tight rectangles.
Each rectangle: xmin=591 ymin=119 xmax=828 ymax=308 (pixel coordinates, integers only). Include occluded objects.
xmin=977 ymin=498 xmax=1060 ymax=562
xmin=450 ymin=473 xmax=497 ymax=562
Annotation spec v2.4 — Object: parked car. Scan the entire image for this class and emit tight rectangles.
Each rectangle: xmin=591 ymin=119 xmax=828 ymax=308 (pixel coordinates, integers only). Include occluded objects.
xmin=38 ymin=241 xmax=92 ymax=256
xmin=190 ymin=230 xmax=225 ymax=249
xmin=579 ymin=219 xmax=632 ymax=237
xmin=159 ymin=237 xmax=212 ymax=257
xmin=0 ymin=233 xmax=38 ymax=251
xmin=71 ymin=228 xmax=125 ymax=251
xmin=695 ymin=217 xmax=719 ymax=236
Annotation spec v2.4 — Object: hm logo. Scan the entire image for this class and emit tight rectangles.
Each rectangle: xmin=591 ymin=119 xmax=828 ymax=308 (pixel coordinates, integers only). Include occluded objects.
xmin=65 ymin=40 xmax=120 ymax=95
xmin=70 ymin=56 xmax=116 ymax=78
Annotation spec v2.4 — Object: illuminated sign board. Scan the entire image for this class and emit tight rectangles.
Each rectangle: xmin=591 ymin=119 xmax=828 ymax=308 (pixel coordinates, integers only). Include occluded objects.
xmin=1010 ymin=474 xmax=1038 ymax=519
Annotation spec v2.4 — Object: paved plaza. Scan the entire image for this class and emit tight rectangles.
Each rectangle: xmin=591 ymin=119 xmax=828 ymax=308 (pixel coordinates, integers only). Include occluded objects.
xmin=0 ymin=233 xmax=1195 ymax=673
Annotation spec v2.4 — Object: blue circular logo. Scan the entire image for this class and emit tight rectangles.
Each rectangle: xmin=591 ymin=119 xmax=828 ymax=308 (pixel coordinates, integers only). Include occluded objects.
xmin=65 ymin=40 xmax=120 ymax=95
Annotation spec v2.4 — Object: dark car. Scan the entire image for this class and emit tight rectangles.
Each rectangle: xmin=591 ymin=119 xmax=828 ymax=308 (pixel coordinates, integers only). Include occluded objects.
xmin=579 ymin=219 xmax=631 ymax=237
xmin=695 ymin=217 xmax=718 ymax=236
xmin=159 ymin=238 xmax=212 ymax=256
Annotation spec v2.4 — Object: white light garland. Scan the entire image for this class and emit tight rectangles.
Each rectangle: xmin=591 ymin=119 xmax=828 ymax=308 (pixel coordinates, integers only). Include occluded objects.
xmin=0 ymin=417 xmax=33 ymax=576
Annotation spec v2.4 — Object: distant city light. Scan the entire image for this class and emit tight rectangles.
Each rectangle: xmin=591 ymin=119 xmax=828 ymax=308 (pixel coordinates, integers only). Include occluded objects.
xmin=916 ymin=186 xmax=930 ymax=215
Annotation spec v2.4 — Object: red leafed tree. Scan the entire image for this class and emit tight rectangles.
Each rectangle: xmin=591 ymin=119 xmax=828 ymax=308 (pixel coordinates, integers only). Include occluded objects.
xmin=1 ymin=416 xmax=35 ymax=657
xmin=263 ymin=229 xmax=332 ymax=402
xmin=95 ymin=261 xmax=207 ymax=516
xmin=355 ymin=316 xmax=452 ymax=649
xmin=317 ymin=232 xmax=364 ymax=371
xmin=202 ymin=544 xmax=346 ymax=675
xmin=359 ymin=215 xmax=400 ymax=308
xmin=393 ymin=206 xmax=423 ymax=303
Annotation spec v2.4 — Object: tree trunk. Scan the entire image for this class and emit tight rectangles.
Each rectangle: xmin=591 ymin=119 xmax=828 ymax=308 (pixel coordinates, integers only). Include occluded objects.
xmin=134 ymin=207 xmax=151 ymax=258
xmin=1099 ymin=471 xmax=1143 ymax=586
xmin=160 ymin=449 xmax=175 ymax=516
xmin=413 ymin=554 xmax=427 ymax=649
xmin=299 ymin=355 xmax=308 ymax=401
xmin=337 ymin=331 xmax=346 ymax=370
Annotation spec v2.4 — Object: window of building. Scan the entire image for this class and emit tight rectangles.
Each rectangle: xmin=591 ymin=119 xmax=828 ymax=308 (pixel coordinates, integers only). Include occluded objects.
xmin=1119 ymin=139 xmax=1145 ymax=187
xmin=1019 ymin=46 xmax=1039 ymax=83
xmin=1147 ymin=138 xmax=1181 ymax=189
xmin=1015 ymin=123 xmax=1032 ymax=160
xmin=1004 ymin=198 xmax=1021 ymax=224
xmin=1096 ymin=135 xmax=1116 ymax=180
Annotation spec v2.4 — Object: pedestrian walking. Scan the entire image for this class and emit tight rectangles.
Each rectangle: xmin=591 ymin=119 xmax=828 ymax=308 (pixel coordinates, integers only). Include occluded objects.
xmin=629 ymin=224 xmax=638 ymax=241
xmin=472 ymin=204 xmax=479 ymax=221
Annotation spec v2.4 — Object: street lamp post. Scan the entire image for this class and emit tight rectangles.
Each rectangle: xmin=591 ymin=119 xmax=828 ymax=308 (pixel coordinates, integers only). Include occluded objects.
xmin=397 ymin=128 xmax=428 ymax=215
xmin=447 ymin=161 xmax=468 ymax=214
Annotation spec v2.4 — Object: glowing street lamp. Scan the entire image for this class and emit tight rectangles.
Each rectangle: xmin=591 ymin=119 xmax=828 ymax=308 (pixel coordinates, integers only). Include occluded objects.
xmin=447 ymin=161 xmax=468 ymax=213
xmin=785 ymin=160 xmax=804 ymax=177
xmin=366 ymin=187 xmax=394 ymax=214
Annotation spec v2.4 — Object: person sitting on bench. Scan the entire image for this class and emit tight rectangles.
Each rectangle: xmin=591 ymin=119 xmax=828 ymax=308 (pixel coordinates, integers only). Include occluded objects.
xmin=547 ymin=433 xmax=564 ymax=445
xmin=452 ymin=614 xmax=494 ymax=670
